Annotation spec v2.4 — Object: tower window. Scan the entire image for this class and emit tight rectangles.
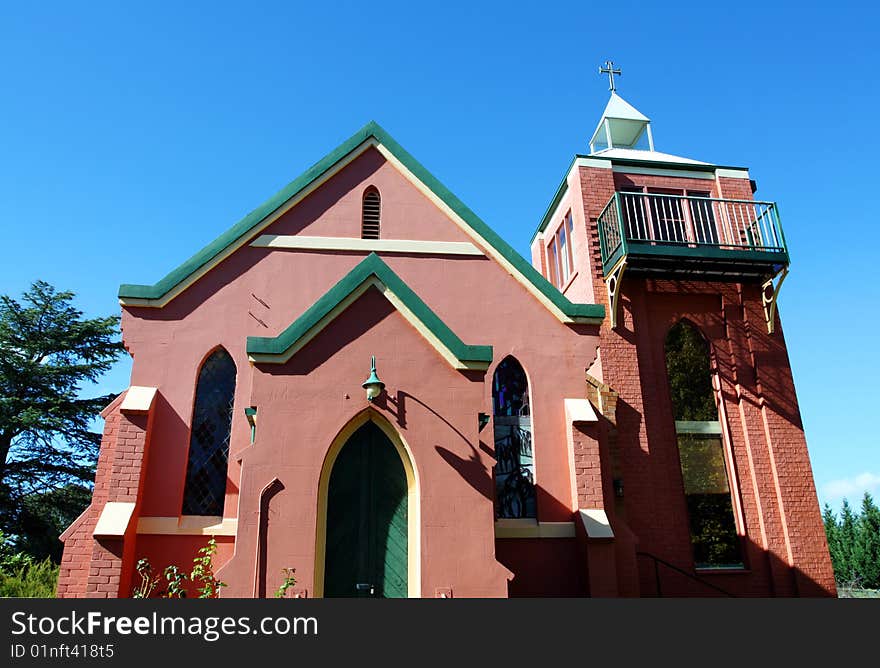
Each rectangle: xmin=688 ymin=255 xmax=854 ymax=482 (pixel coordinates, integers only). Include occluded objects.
xmin=547 ymin=212 xmax=575 ymax=288
xmin=362 ymin=189 xmax=381 ymax=239
xmin=665 ymin=321 xmax=742 ymax=569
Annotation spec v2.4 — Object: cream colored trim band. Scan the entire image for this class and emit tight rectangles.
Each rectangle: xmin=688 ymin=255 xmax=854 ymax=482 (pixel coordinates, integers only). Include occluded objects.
xmin=250 ymin=235 xmax=484 ymax=256
xmin=715 ymin=168 xmax=750 ymax=180
xmin=494 ymin=519 xmax=576 ymax=539
xmin=136 ymin=516 xmax=238 ymax=536
xmin=611 ymin=165 xmax=715 ymax=180
xmin=574 ymin=157 xmax=613 ymax=169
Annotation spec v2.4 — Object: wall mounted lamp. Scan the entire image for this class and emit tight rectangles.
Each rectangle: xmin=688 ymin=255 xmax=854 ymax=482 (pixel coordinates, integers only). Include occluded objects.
xmin=362 ymin=356 xmax=385 ymax=402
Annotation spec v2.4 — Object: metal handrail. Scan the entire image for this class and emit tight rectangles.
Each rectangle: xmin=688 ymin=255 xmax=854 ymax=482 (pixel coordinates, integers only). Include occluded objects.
xmin=636 ymin=551 xmax=737 ymax=597
xmin=598 ymin=192 xmax=788 ymax=271
xmin=597 ymin=195 xmax=625 ymax=269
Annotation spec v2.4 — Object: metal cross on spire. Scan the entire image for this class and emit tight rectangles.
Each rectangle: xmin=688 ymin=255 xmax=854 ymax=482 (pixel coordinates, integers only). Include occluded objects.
xmin=599 ymin=60 xmax=621 ymax=92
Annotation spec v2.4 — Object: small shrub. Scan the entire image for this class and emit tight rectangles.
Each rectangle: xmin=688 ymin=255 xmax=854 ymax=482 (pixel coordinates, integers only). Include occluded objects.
xmin=0 ymin=559 xmax=59 ymax=598
xmin=274 ymin=568 xmax=297 ymax=598
xmin=131 ymin=558 xmax=160 ymax=599
xmin=131 ymin=537 xmax=225 ymax=598
xmin=164 ymin=565 xmax=188 ymax=598
xmin=0 ymin=531 xmax=58 ymax=598
xmin=191 ymin=538 xmax=225 ymax=598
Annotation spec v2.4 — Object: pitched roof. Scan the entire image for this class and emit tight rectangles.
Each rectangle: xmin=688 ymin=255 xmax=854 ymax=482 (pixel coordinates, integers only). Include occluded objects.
xmin=247 ymin=253 xmax=493 ymax=369
xmin=118 ymin=121 xmax=604 ymax=324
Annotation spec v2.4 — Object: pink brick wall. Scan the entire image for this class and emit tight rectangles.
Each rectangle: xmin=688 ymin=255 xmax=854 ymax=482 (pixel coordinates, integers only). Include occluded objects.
xmin=568 ymin=164 xmax=836 ymax=597
xmin=57 ymin=394 xmax=124 ymax=598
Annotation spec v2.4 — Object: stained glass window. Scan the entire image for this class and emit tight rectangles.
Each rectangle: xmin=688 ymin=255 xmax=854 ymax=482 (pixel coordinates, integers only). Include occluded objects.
xmin=492 ymin=356 xmax=536 ymax=519
xmin=665 ymin=321 xmax=742 ymax=568
xmin=182 ymin=348 xmax=237 ymax=516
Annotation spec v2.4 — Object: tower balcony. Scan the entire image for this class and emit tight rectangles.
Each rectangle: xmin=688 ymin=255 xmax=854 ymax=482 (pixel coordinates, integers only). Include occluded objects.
xmin=598 ymin=192 xmax=789 ymax=281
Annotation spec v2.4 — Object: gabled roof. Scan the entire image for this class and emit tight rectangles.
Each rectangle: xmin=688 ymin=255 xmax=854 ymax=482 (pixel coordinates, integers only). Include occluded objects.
xmin=118 ymin=121 xmax=603 ymax=324
xmin=246 ymin=253 xmax=493 ymax=369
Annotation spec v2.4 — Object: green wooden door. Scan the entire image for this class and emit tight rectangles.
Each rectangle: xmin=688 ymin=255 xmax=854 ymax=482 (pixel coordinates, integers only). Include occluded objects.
xmin=325 ymin=421 xmax=408 ymax=598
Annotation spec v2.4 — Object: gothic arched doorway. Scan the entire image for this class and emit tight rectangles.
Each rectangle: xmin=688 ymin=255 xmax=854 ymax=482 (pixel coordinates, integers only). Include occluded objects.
xmin=324 ymin=421 xmax=408 ymax=598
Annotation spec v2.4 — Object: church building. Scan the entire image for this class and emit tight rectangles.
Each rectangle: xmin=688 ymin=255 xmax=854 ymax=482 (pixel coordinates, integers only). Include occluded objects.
xmin=57 ymin=73 xmax=836 ymax=597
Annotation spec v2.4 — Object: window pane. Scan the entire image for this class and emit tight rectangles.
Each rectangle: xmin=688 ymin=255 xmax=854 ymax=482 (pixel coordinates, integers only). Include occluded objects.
xmin=494 ymin=417 xmax=536 ymax=519
xmin=548 ymin=238 xmax=559 ymax=287
xmin=492 ymin=357 xmax=536 ymax=519
xmin=558 ymin=224 xmax=569 ymax=283
xmin=564 ymin=213 xmax=575 ymax=277
xmin=182 ymin=349 xmax=237 ymax=516
xmin=664 ymin=321 xmax=717 ymax=421
xmin=678 ymin=435 xmax=742 ymax=568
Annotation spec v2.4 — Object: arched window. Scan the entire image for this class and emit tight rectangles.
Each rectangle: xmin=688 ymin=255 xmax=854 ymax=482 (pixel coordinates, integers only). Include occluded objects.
xmin=362 ymin=188 xmax=381 ymax=239
xmin=182 ymin=348 xmax=237 ymax=516
xmin=665 ymin=321 xmax=742 ymax=568
xmin=492 ymin=356 xmax=536 ymax=519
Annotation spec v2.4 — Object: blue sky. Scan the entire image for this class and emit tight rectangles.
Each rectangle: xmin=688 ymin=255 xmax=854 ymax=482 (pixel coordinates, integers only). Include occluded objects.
xmin=1 ymin=2 xmax=876 ymax=511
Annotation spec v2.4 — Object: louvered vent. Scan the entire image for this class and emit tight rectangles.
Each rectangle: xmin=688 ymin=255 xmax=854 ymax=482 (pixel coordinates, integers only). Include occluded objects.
xmin=362 ymin=190 xmax=381 ymax=239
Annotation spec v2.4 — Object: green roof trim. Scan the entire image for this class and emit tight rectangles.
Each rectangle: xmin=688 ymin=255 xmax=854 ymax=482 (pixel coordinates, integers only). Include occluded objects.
xmin=118 ymin=121 xmax=604 ymax=323
xmin=118 ymin=123 xmax=382 ymax=301
xmin=247 ymin=253 xmax=494 ymax=367
xmin=531 ymin=155 xmax=577 ymax=244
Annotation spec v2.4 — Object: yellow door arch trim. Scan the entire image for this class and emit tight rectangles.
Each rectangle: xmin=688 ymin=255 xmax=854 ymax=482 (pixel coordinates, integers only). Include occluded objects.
xmin=314 ymin=409 xmax=421 ymax=598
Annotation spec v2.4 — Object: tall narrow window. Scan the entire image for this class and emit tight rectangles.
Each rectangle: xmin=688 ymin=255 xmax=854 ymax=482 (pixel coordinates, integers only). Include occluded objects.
xmin=557 ymin=222 xmax=570 ymax=284
xmin=492 ymin=356 xmax=536 ymax=519
xmin=547 ymin=238 xmax=559 ymax=287
xmin=665 ymin=321 xmax=742 ymax=569
xmin=182 ymin=348 xmax=237 ymax=516
xmin=547 ymin=213 xmax=576 ymax=288
xmin=565 ymin=212 xmax=575 ymax=271
xmin=362 ymin=189 xmax=381 ymax=239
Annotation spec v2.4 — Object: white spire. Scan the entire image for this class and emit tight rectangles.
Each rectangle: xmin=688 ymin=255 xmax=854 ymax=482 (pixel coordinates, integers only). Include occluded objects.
xmin=588 ymin=92 xmax=654 ymax=154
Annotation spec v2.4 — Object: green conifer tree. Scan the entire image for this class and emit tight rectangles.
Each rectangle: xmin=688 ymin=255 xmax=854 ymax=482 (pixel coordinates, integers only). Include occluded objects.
xmin=852 ymin=493 xmax=880 ymax=589
xmin=838 ymin=499 xmax=858 ymax=585
xmin=822 ymin=503 xmax=844 ymax=580
xmin=0 ymin=281 xmax=121 ymax=560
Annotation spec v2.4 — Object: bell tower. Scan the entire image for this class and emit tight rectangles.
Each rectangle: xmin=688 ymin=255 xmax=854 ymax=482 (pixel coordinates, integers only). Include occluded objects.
xmin=530 ymin=65 xmax=835 ymax=596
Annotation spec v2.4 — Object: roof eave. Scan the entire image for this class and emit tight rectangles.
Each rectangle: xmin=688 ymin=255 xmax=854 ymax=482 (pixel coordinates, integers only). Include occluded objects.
xmin=577 ymin=153 xmax=748 ymax=172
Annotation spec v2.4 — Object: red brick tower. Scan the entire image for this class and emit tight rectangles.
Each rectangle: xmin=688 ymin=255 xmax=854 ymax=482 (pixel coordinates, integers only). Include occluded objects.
xmin=531 ymin=71 xmax=836 ymax=596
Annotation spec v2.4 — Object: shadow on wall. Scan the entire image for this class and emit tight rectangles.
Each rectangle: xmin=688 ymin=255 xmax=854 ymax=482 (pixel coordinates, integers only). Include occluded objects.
xmin=635 ymin=537 xmax=833 ymax=597
xmin=262 ymin=288 xmax=395 ymax=377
